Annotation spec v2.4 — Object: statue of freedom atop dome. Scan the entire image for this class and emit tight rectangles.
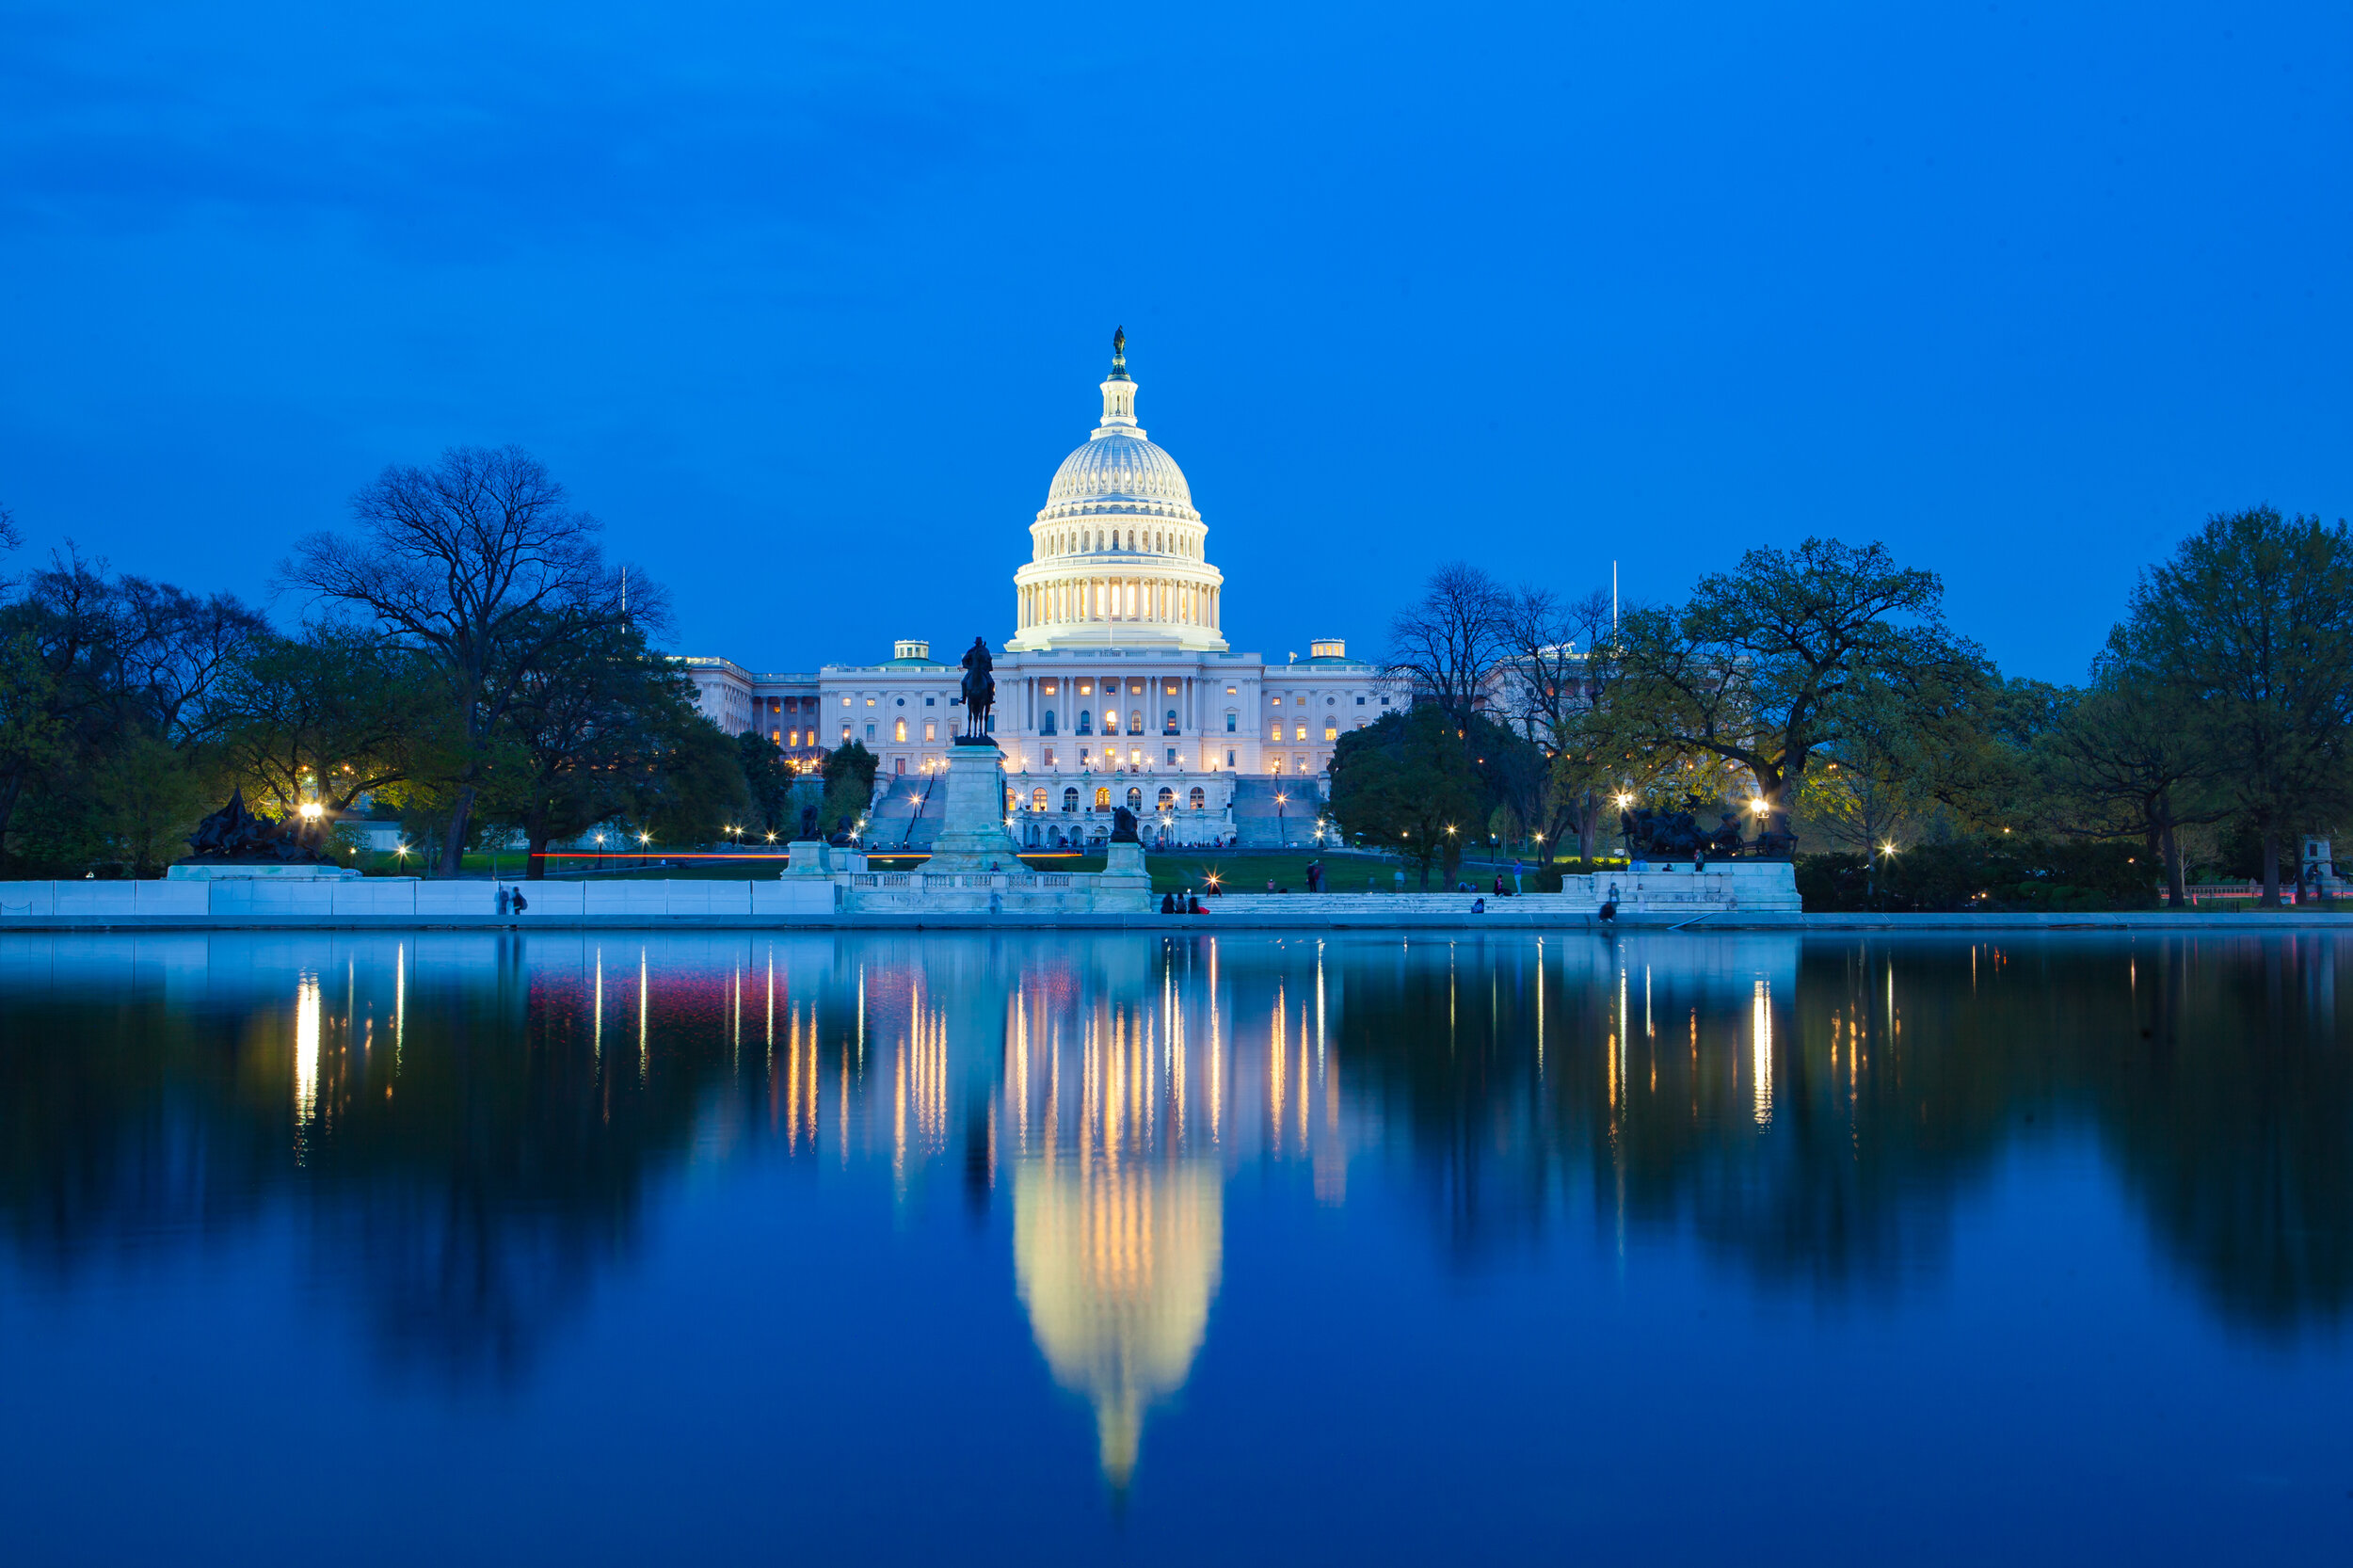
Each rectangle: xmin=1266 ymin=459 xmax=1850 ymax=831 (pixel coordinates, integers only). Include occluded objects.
xmin=959 ymin=637 xmax=996 ymax=742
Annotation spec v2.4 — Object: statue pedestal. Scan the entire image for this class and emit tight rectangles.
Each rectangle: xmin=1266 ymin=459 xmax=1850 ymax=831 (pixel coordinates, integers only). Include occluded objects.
xmin=1098 ymin=839 xmax=1149 ymax=904
xmin=783 ymin=840 xmax=831 ymax=876
xmin=923 ymin=742 xmax=1023 ymax=872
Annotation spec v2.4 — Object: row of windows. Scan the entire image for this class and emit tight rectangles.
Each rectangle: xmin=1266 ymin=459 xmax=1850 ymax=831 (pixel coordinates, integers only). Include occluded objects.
xmin=854 ymin=715 xmax=994 ymax=744
xmin=1018 ymin=785 xmax=1211 ymax=813
xmin=1042 ymin=527 xmax=1196 ymax=557
xmin=1037 ymin=678 xmax=1185 ymax=696
xmin=1039 ymin=708 xmax=1183 ymax=736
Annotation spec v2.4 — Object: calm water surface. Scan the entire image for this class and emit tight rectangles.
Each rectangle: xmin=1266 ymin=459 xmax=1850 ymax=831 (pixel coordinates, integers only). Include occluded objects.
xmin=3 ymin=930 xmax=2349 ymax=1564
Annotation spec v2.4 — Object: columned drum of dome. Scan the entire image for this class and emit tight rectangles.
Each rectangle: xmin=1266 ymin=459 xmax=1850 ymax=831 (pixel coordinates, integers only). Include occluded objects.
xmin=1006 ymin=336 xmax=1227 ymax=653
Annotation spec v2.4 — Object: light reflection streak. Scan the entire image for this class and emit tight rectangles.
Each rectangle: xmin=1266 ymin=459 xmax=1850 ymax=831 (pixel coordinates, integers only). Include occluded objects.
xmin=1753 ymin=978 xmax=1773 ymax=1127
xmin=294 ymin=969 xmax=321 ymax=1161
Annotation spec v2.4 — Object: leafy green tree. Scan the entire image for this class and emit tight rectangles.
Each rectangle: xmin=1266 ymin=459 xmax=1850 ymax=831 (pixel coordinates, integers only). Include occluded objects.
xmin=1328 ymin=707 xmax=1488 ymax=888
xmin=216 ymin=624 xmax=452 ymax=818
xmin=634 ymin=709 xmax=753 ymax=850
xmin=817 ymin=742 xmax=878 ymax=838
xmin=0 ymin=551 xmax=263 ymax=873
xmin=735 ymin=729 xmax=792 ymax=837
xmin=1584 ymin=538 xmax=1989 ymax=851
xmin=2116 ymin=506 xmax=2353 ymax=905
xmin=494 ymin=622 xmax=705 ymax=876
xmin=2036 ymin=664 xmax=2225 ymax=907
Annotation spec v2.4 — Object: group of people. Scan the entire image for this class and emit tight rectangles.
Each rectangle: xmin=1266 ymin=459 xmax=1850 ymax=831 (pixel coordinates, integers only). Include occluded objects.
xmin=1159 ymin=890 xmax=1214 ymax=914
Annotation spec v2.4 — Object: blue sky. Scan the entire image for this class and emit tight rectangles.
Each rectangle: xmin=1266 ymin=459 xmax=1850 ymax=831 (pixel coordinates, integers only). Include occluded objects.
xmin=1 ymin=0 xmax=2345 ymax=681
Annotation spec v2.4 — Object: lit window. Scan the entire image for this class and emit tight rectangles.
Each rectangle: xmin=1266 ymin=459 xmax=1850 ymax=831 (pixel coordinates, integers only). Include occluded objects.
xmin=840 ymin=725 xmax=851 ymax=742
xmin=1295 ymin=725 xmax=1307 ymax=742
xmin=1032 ymin=788 xmax=1048 ymax=810
xmin=841 ymin=696 xmax=850 ymax=707
xmin=893 ymin=758 xmax=905 ymax=774
xmin=894 ymin=719 xmax=907 ymax=743
xmin=1269 ymin=723 xmax=1282 ymax=741
xmin=1225 ymin=685 xmax=1237 ymax=695
xmin=1128 ymin=711 xmax=1143 ymax=734
xmin=865 ymin=697 xmax=874 ymax=707
xmin=923 ymin=722 xmax=936 ymax=743
xmin=1324 ymin=725 xmax=1337 ymax=741
xmin=1190 ymin=787 xmax=1206 ymax=810
xmin=1095 ymin=787 xmax=1111 ymax=809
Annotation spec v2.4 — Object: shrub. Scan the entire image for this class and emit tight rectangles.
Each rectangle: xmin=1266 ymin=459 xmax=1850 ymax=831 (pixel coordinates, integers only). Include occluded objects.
xmin=1797 ymin=839 xmax=2158 ymax=913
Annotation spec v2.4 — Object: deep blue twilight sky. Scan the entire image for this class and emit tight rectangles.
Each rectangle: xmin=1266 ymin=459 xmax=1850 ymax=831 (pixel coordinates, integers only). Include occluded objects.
xmin=1 ymin=1 xmax=2345 ymax=681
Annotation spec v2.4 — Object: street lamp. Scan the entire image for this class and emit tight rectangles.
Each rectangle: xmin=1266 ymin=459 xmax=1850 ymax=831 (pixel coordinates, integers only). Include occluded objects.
xmin=1275 ymin=790 xmax=1289 ymax=847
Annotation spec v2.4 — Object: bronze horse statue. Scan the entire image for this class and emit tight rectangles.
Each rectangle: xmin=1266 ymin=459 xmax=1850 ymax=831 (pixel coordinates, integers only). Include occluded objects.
xmin=959 ymin=637 xmax=995 ymax=741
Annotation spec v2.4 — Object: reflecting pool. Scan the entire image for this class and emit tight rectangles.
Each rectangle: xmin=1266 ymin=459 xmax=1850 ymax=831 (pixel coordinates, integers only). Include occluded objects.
xmin=3 ymin=931 xmax=2350 ymax=1564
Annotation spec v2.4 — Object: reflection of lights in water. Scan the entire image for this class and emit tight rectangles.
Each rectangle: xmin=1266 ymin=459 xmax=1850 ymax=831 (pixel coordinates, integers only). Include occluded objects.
xmin=1753 ymin=978 xmax=1773 ymax=1127
xmin=393 ymin=941 xmax=406 ymax=1069
xmin=892 ymin=984 xmax=948 ymax=1184
xmin=1015 ymin=1158 xmax=1221 ymax=1491
xmin=294 ymin=970 xmax=321 ymax=1160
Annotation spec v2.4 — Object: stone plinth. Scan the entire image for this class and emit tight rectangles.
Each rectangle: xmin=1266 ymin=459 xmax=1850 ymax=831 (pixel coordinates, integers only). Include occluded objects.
xmin=784 ymin=840 xmax=831 ymax=876
xmin=1099 ymin=840 xmax=1150 ymax=904
xmin=923 ymin=741 xmax=1024 ymax=872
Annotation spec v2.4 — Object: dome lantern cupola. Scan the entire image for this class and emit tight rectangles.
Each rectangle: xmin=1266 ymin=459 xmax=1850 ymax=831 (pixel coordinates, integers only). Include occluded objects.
xmin=1099 ymin=326 xmax=1138 ymax=429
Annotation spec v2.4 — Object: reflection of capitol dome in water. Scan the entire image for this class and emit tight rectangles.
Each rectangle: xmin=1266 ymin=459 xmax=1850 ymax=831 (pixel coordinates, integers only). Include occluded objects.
xmin=1014 ymin=1158 xmax=1222 ymax=1487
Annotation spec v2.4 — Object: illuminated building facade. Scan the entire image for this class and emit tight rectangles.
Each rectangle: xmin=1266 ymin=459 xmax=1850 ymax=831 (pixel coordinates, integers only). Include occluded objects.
xmin=682 ymin=338 xmax=1402 ymax=849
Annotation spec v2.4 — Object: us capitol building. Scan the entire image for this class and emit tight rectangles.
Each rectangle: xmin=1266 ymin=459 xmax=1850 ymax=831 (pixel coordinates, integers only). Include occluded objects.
xmin=682 ymin=333 xmax=1397 ymax=849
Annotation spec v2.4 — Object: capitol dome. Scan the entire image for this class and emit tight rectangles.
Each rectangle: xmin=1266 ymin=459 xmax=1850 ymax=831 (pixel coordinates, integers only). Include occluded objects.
xmin=1008 ymin=329 xmax=1228 ymax=653
xmin=1041 ymin=431 xmax=1197 ymax=520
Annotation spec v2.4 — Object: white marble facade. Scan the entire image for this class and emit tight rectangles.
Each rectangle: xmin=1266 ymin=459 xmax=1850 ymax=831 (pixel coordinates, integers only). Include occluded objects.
xmin=683 ymin=338 xmax=1401 ymax=849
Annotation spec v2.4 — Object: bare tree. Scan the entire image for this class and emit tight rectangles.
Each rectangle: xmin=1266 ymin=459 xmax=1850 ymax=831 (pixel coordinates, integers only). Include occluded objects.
xmin=1385 ymin=563 xmax=1507 ymax=723
xmin=280 ymin=447 xmax=647 ymax=876
xmin=1494 ymin=586 xmax=1610 ymax=744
